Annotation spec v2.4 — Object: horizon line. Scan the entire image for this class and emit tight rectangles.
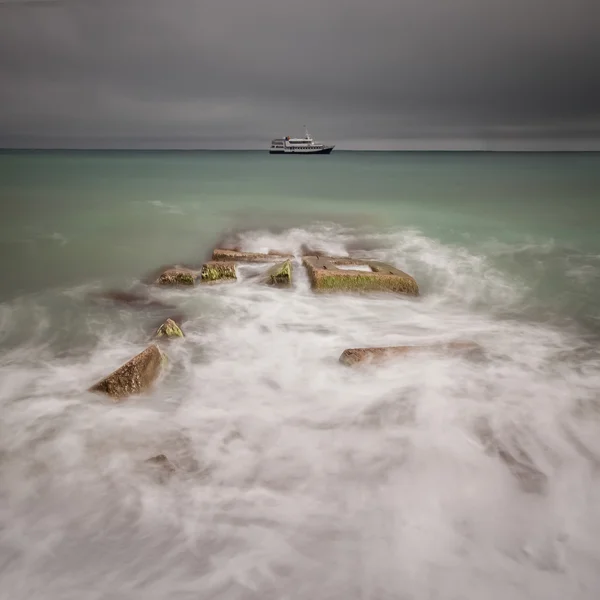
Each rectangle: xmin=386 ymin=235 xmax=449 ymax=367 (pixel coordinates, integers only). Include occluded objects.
xmin=2 ymin=147 xmax=600 ymax=153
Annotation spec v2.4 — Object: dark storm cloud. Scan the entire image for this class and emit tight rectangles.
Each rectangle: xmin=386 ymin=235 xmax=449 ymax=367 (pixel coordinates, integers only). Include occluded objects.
xmin=0 ymin=0 xmax=599 ymax=148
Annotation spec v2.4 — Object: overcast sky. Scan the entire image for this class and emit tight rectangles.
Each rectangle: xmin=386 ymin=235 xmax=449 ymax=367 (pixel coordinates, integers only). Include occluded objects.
xmin=0 ymin=0 xmax=599 ymax=149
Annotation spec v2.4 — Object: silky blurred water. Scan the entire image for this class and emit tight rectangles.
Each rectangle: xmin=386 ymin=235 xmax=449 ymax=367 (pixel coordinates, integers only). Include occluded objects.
xmin=1 ymin=150 xmax=600 ymax=599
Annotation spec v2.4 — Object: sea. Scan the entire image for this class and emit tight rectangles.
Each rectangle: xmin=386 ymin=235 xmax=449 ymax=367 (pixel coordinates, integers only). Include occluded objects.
xmin=1 ymin=150 xmax=600 ymax=599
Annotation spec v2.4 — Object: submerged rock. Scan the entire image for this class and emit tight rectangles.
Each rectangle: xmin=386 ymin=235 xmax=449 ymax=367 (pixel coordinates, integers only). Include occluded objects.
xmin=90 ymin=289 xmax=175 ymax=310
xmin=212 ymin=248 xmax=293 ymax=263
xmin=89 ymin=344 xmax=168 ymax=401
xmin=201 ymin=261 xmax=237 ymax=282
xmin=475 ymin=420 xmax=549 ymax=494
xmin=339 ymin=341 xmax=481 ymax=366
xmin=155 ymin=267 xmax=199 ymax=286
xmin=264 ymin=259 xmax=292 ymax=286
xmin=144 ymin=454 xmax=177 ymax=483
xmin=303 ymin=256 xmax=419 ymax=295
xmin=154 ymin=318 xmax=184 ymax=339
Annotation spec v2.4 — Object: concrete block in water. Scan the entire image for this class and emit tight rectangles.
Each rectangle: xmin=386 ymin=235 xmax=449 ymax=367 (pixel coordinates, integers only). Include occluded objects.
xmin=212 ymin=248 xmax=293 ymax=263
xmin=89 ymin=344 xmax=168 ymax=401
xmin=339 ymin=341 xmax=481 ymax=366
xmin=303 ymin=256 xmax=419 ymax=296
xmin=263 ymin=259 xmax=292 ymax=286
xmin=154 ymin=267 xmax=199 ymax=286
xmin=200 ymin=261 xmax=237 ymax=282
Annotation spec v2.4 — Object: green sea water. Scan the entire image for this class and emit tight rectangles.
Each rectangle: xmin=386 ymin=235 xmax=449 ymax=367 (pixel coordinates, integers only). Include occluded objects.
xmin=1 ymin=150 xmax=600 ymax=598
xmin=1 ymin=150 xmax=599 ymax=295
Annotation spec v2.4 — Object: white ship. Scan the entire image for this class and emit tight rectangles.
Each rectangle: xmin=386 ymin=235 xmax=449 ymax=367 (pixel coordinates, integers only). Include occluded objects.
xmin=269 ymin=127 xmax=335 ymax=155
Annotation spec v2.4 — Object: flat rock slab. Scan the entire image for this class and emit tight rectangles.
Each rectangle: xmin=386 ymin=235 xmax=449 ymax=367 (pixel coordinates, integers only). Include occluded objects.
xmin=340 ymin=341 xmax=481 ymax=366
xmin=201 ymin=261 xmax=237 ymax=282
xmin=212 ymin=248 xmax=293 ymax=263
xmin=155 ymin=267 xmax=199 ymax=286
xmin=263 ymin=260 xmax=292 ymax=286
xmin=303 ymin=256 xmax=419 ymax=295
xmin=154 ymin=318 xmax=184 ymax=339
xmin=89 ymin=344 xmax=168 ymax=401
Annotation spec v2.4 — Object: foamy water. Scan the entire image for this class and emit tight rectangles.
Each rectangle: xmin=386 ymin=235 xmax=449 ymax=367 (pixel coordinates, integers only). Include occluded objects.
xmin=1 ymin=225 xmax=600 ymax=599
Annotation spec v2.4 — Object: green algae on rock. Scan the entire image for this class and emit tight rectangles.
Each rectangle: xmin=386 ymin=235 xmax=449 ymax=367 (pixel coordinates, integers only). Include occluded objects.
xmin=201 ymin=261 xmax=237 ymax=282
xmin=212 ymin=248 xmax=293 ymax=263
xmin=155 ymin=267 xmax=198 ymax=286
xmin=89 ymin=344 xmax=167 ymax=401
xmin=154 ymin=318 xmax=184 ymax=339
xmin=303 ymin=256 xmax=419 ymax=296
xmin=264 ymin=259 xmax=292 ymax=286
xmin=339 ymin=341 xmax=481 ymax=366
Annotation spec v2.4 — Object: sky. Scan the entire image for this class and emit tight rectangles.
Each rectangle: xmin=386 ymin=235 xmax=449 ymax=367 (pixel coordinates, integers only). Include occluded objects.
xmin=0 ymin=0 xmax=599 ymax=150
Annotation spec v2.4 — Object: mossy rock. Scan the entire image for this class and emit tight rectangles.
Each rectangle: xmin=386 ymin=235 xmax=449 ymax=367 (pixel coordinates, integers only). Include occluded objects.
xmin=154 ymin=318 xmax=184 ymax=339
xmin=89 ymin=344 xmax=167 ymax=401
xmin=155 ymin=268 xmax=198 ymax=286
xmin=303 ymin=256 xmax=419 ymax=296
xmin=264 ymin=260 xmax=292 ymax=286
xmin=201 ymin=261 xmax=237 ymax=282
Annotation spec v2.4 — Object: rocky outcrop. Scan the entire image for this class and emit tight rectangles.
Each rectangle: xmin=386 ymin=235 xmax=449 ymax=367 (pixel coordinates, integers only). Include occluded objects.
xmin=263 ymin=260 xmax=292 ymax=286
xmin=212 ymin=248 xmax=293 ymax=263
xmin=89 ymin=344 xmax=168 ymax=401
xmin=339 ymin=341 xmax=481 ymax=366
xmin=154 ymin=267 xmax=199 ymax=286
xmin=154 ymin=318 xmax=184 ymax=339
xmin=200 ymin=261 xmax=237 ymax=282
xmin=303 ymin=256 xmax=419 ymax=295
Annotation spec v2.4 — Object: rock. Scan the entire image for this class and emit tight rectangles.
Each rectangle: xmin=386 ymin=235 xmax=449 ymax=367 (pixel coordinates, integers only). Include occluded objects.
xmin=142 ymin=264 xmax=201 ymax=285
xmin=212 ymin=248 xmax=293 ymax=263
xmin=144 ymin=454 xmax=177 ymax=483
xmin=145 ymin=453 xmax=175 ymax=467
xmin=475 ymin=420 xmax=548 ymax=494
xmin=263 ymin=260 xmax=292 ymax=286
xmin=90 ymin=289 xmax=175 ymax=310
xmin=154 ymin=267 xmax=199 ymax=286
xmin=200 ymin=261 xmax=237 ymax=282
xmin=154 ymin=318 xmax=184 ymax=339
xmin=89 ymin=344 xmax=168 ymax=401
xmin=339 ymin=341 xmax=481 ymax=366
xmin=496 ymin=448 xmax=548 ymax=494
xmin=303 ymin=256 xmax=419 ymax=295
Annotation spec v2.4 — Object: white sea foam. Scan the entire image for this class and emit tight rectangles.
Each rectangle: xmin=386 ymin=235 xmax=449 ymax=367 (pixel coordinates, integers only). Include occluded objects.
xmin=148 ymin=199 xmax=185 ymax=215
xmin=0 ymin=225 xmax=599 ymax=599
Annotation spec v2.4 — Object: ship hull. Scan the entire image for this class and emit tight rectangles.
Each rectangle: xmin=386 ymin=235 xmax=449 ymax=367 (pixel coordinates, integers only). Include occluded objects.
xmin=269 ymin=146 xmax=334 ymax=155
